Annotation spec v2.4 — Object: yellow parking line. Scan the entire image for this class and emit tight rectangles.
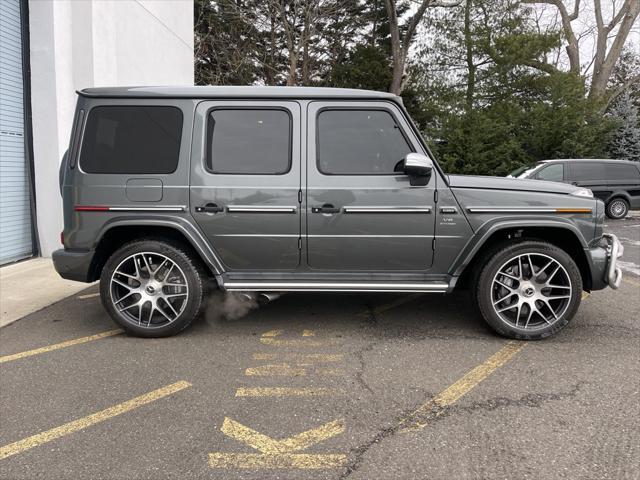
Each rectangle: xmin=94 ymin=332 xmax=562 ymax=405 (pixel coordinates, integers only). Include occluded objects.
xmin=623 ymin=277 xmax=640 ymax=287
xmin=0 ymin=330 xmax=123 ymax=364
xmin=581 ymin=291 xmax=590 ymax=300
xmin=235 ymin=387 xmax=339 ymax=397
xmin=252 ymin=353 xmax=344 ymax=363
xmin=400 ymin=341 xmax=525 ymax=432
xmin=302 ymin=329 xmax=315 ymax=337
xmin=0 ymin=381 xmax=191 ymax=460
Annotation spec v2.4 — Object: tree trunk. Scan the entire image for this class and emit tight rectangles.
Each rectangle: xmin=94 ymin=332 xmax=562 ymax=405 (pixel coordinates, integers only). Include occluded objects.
xmin=464 ymin=0 xmax=475 ymax=112
xmin=385 ymin=0 xmax=404 ymax=95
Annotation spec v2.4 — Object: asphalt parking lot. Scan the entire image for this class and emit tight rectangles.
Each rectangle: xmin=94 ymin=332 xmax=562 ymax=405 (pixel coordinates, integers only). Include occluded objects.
xmin=1 ymin=216 xmax=639 ymax=480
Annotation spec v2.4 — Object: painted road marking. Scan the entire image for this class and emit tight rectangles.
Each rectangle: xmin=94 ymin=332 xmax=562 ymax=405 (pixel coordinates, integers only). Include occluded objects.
xmin=582 ymin=291 xmax=590 ymax=300
xmin=209 ymin=417 xmax=347 ymax=469
xmin=623 ymin=277 xmax=640 ymax=287
xmin=0 ymin=381 xmax=191 ymax=460
xmin=252 ymin=353 xmax=344 ymax=362
xmin=77 ymin=293 xmax=100 ymax=299
xmin=245 ymin=363 xmax=342 ymax=376
xmin=399 ymin=341 xmax=525 ymax=432
xmin=260 ymin=329 xmax=332 ymax=347
xmin=0 ymin=330 xmax=122 ymax=364
xmin=235 ymin=387 xmax=340 ymax=397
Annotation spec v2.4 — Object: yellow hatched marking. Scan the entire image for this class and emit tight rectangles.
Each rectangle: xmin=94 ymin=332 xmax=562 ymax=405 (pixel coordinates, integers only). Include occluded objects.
xmin=261 ymin=329 xmax=284 ymax=338
xmin=208 ymin=452 xmax=347 ymax=469
xmin=0 ymin=381 xmax=191 ymax=460
xmin=235 ymin=387 xmax=339 ymax=397
xmin=260 ymin=338 xmax=330 ymax=347
xmin=400 ymin=342 xmax=525 ymax=432
xmin=245 ymin=364 xmax=308 ymax=376
xmin=252 ymin=353 xmax=344 ymax=363
xmin=0 ymin=330 xmax=122 ymax=364
xmin=209 ymin=418 xmax=347 ymax=469
xmin=302 ymin=329 xmax=315 ymax=337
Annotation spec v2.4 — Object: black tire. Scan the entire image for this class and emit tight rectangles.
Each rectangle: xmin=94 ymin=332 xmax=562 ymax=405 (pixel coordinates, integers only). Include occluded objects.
xmin=474 ymin=241 xmax=582 ymax=340
xmin=605 ymin=198 xmax=629 ymax=219
xmin=100 ymin=239 xmax=205 ymax=337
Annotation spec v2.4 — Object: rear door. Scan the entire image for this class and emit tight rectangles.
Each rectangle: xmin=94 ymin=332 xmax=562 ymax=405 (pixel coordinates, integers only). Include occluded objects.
xmin=190 ymin=101 xmax=301 ymax=270
xmin=306 ymin=101 xmax=436 ymax=271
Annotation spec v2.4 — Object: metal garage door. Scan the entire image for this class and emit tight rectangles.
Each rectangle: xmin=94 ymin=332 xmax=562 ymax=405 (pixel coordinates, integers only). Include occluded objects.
xmin=0 ymin=0 xmax=33 ymax=265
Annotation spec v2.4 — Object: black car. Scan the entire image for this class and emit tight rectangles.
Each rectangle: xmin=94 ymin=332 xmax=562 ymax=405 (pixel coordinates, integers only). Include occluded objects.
xmin=509 ymin=159 xmax=640 ymax=219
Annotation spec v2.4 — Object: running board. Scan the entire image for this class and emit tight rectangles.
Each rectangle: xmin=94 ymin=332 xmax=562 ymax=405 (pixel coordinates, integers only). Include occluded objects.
xmin=223 ymin=282 xmax=449 ymax=293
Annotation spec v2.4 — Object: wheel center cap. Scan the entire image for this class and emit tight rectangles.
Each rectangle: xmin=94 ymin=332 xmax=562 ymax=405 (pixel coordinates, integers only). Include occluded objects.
xmin=522 ymin=286 xmax=535 ymax=298
xmin=145 ymin=285 xmax=157 ymax=295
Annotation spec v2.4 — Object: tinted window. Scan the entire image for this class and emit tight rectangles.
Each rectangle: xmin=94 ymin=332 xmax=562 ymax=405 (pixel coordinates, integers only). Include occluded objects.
xmin=571 ymin=162 xmax=606 ymax=181
xmin=317 ymin=109 xmax=413 ymax=175
xmin=605 ymin=164 xmax=640 ymax=180
xmin=537 ymin=163 xmax=564 ymax=181
xmin=207 ymin=109 xmax=291 ymax=174
xmin=80 ymin=106 xmax=183 ymax=174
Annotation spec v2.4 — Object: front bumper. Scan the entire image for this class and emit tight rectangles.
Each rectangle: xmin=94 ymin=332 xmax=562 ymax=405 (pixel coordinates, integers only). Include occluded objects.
xmin=52 ymin=248 xmax=95 ymax=283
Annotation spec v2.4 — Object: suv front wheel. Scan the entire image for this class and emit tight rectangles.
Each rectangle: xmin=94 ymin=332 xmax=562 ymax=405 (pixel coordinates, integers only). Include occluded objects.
xmin=475 ymin=241 xmax=582 ymax=340
xmin=100 ymin=239 xmax=205 ymax=337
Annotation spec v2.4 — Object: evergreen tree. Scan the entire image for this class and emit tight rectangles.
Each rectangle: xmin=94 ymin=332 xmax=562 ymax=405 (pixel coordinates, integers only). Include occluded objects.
xmin=608 ymin=91 xmax=640 ymax=161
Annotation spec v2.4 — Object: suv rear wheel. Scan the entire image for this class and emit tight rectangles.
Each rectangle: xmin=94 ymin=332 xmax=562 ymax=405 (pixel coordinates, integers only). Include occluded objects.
xmin=475 ymin=241 xmax=582 ymax=340
xmin=100 ymin=239 xmax=205 ymax=337
xmin=605 ymin=198 xmax=629 ymax=219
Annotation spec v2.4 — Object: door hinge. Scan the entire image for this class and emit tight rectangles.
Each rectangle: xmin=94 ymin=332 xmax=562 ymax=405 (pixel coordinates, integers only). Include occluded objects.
xmin=298 ymin=189 xmax=302 ymax=204
xmin=432 ymin=237 xmax=436 ymax=251
xmin=298 ymin=237 xmax=302 ymax=250
xmin=434 ymin=190 xmax=439 ymax=203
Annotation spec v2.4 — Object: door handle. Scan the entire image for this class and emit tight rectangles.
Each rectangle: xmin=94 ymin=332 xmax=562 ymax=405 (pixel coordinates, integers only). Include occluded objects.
xmin=195 ymin=203 xmax=224 ymax=214
xmin=312 ymin=204 xmax=340 ymax=214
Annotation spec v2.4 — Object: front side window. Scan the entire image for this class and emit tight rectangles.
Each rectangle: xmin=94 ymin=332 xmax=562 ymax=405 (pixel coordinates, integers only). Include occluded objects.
xmin=206 ymin=109 xmax=291 ymax=175
xmin=536 ymin=163 xmax=564 ymax=182
xmin=80 ymin=106 xmax=183 ymax=174
xmin=317 ymin=109 xmax=413 ymax=175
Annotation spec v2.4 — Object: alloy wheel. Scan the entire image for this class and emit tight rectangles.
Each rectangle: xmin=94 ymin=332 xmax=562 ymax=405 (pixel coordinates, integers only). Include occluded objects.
xmin=491 ymin=253 xmax=572 ymax=330
xmin=109 ymin=252 xmax=189 ymax=328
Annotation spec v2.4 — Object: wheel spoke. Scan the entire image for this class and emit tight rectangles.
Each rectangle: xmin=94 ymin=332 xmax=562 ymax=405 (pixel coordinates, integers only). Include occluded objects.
xmin=499 ymin=271 xmax=520 ymax=282
xmin=546 ymin=284 xmax=571 ymax=290
xmin=495 ymin=279 xmax=515 ymax=291
xmin=496 ymin=303 xmax=516 ymax=313
xmin=155 ymin=303 xmax=172 ymax=322
xmin=524 ymin=304 xmax=536 ymax=328
xmin=114 ymin=291 xmax=138 ymax=305
xmin=546 ymin=264 xmax=561 ymax=282
xmin=161 ymin=297 xmax=179 ymax=317
xmin=112 ymin=278 xmax=135 ymax=291
xmin=494 ymin=291 xmax=517 ymax=306
xmin=119 ymin=301 xmax=141 ymax=313
xmin=164 ymin=292 xmax=188 ymax=299
xmin=527 ymin=255 xmax=535 ymax=277
xmin=543 ymin=295 xmax=571 ymax=301
xmin=115 ymin=270 xmax=139 ymax=282
xmin=514 ymin=303 xmax=522 ymax=327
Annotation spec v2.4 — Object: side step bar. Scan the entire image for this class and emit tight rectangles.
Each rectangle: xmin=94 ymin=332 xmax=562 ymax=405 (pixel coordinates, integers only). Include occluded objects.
xmin=223 ymin=282 xmax=449 ymax=293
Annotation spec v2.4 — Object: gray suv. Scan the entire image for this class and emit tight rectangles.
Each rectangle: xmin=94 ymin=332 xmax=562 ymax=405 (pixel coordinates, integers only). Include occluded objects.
xmin=54 ymin=86 xmax=623 ymax=340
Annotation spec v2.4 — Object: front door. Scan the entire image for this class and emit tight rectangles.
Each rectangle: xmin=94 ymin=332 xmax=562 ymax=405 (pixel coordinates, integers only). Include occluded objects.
xmin=190 ymin=101 xmax=301 ymax=270
xmin=306 ymin=101 xmax=436 ymax=271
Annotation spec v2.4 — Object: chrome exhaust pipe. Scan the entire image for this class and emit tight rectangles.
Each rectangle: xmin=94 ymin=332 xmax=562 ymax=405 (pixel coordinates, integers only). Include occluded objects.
xmin=257 ymin=292 xmax=280 ymax=305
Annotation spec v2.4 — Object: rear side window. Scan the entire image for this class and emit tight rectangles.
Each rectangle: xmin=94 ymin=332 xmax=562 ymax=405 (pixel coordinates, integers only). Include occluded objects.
xmin=317 ymin=109 xmax=413 ymax=175
xmin=80 ymin=106 xmax=183 ymax=174
xmin=571 ymin=162 xmax=606 ymax=181
xmin=206 ymin=109 xmax=291 ymax=175
xmin=605 ymin=164 xmax=640 ymax=180
xmin=536 ymin=163 xmax=564 ymax=181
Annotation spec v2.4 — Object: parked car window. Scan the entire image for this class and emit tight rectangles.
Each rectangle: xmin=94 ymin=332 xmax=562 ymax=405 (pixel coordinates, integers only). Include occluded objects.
xmin=536 ymin=163 xmax=564 ymax=181
xmin=317 ymin=109 xmax=413 ymax=175
xmin=207 ymin=109 xmax=291 ymax=175
xmin=571 ymin=162 xmax=606 ymax=181
xmin=80 ymin=106 xmax=183 ymax=174
xmin=605 ymin=163 xmax=640 ymax=180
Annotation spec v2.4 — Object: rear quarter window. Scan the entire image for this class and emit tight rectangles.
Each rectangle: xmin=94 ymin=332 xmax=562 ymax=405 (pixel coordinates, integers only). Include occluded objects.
xmin=605 ymin=164 xmax=640 ymax=180
xmin=79 ymin=106 xmax=183 ymax=174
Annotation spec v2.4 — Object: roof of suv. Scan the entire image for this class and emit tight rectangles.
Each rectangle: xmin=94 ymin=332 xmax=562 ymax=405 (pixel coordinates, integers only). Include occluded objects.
xmin=539 ymin=158 xmax=637 ymax=165
xmin=78 ymin=86 xmax=400 ymax=101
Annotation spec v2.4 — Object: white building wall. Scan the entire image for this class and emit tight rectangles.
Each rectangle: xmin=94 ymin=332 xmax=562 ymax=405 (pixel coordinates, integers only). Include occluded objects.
xmin=29 ymin=0 xmax=193 ymax=257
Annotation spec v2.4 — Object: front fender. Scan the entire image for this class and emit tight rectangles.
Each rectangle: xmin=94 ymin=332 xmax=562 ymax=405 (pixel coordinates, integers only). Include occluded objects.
xmin=449 ymin=217 xmax=590 ymax=277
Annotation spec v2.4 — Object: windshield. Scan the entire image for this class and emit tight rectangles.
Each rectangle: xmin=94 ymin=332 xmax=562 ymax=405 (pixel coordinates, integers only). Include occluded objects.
xmin=508 ymin=163 xmax=543 ymax=179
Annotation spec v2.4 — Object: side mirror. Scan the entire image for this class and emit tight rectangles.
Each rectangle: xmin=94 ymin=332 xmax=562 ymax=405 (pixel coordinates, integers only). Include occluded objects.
xmin=398 ymin=153 xmax=433 ymax=185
